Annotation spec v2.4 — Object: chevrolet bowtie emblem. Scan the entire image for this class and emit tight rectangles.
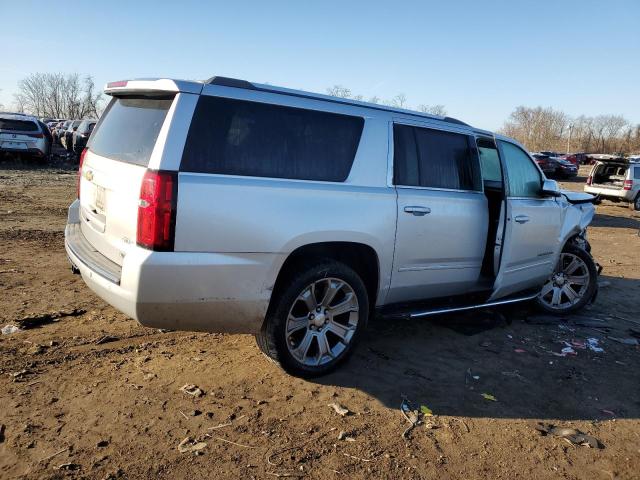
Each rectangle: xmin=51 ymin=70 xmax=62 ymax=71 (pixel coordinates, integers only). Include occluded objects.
xmin=84 ymin=170 xmax=94 ymax=181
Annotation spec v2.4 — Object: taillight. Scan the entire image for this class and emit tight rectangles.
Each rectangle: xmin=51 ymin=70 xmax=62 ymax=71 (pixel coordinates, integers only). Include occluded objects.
xmin=623 ymin=180 xmax=633 ymax=190
xmin=77 ymin=148 xmax=87 ymax=198
xmin=136 ymin=170 xmax=178 ymax=251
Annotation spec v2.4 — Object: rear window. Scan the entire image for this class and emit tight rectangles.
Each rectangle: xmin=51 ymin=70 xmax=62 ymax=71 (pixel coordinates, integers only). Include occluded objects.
xmin=180 ymin=96 xmax=364 ymax=182
xmin=0 ymin=119 xmax=39 ymax=132
xmin=88 ymin=96 xmax=173 ymax=166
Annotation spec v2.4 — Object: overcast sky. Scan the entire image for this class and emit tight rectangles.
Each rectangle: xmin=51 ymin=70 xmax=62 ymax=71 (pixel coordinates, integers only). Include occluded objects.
xmin=2 ymin=0 xmax=639 ymax=130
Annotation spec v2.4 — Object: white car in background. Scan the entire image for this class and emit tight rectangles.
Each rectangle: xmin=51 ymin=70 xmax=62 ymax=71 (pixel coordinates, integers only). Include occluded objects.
xmin=0 ymin=113 xmax=50 ymax=160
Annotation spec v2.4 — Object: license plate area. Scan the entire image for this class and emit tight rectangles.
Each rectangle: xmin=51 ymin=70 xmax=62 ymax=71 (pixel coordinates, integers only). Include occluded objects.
xmin=94 ymin=185 xmax=106 ymax=213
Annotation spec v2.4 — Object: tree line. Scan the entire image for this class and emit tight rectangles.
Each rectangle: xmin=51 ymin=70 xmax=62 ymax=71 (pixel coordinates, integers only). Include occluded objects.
xmin=500 ymin=106 xmax=640 ymax=155
xmin=6 ymin=76 xmax=639 ymax=154
xmin=325 ymin=85 xmax=447 ymax=116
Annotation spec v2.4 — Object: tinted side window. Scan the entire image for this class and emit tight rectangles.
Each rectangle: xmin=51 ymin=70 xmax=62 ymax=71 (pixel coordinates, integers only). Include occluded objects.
xmin=499 ymin=141 xmax=542 ymax=197
xmin=634 ymin=167 xmax=640 ymax=180
xmin=181 ymin=97 xmax=364 ymax=182
xmin=393 ymin=124 xmax=481 ymax=191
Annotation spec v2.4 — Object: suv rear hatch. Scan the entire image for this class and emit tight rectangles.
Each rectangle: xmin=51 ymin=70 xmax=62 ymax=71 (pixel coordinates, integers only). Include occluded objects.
xmin=590 ymin=161 xmax=629 ymax=189
xmin=79 ymin=95 xmax=175 ymax=266
xmin=0 ymin=118 xmax=42 ymax=150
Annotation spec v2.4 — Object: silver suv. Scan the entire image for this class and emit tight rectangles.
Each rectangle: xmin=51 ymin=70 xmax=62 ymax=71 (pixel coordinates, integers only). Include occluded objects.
xmin=65 ymin=77 xmax=599 ymax=376
xmin=585 ymin=159 xmax=640 ymax=210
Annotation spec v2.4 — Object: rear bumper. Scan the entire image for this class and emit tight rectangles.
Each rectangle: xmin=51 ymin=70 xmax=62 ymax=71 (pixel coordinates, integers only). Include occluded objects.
xmin=64 ymin=200 xmax=281 ymax=333
xmin=584 ymin=185 xmax=634 ymax=201
xmin=0 ymin=146 xmax=45 ymax=156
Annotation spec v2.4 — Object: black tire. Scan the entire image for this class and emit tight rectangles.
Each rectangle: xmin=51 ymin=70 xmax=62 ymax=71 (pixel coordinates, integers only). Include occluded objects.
xmin=535 ymin=243 xmax=598 ymax=315
xmin=256 ymin=260 xmax=368 ymax=377
xmin=629 ymin=193 xmax=640 ymax=211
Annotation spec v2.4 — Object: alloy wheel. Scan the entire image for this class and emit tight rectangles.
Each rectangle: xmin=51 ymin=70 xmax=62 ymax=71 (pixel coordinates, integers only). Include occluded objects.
xmin=538 ymin=253 xmax=591 ymax=311
xmin=285 ymin=278 xmax=359 ymax=367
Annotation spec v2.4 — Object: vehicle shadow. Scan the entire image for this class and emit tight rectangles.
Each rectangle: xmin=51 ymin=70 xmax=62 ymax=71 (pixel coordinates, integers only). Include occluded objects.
xmin=591 ymin=213 xmax=640 ymax=230
xmin=313 ymin=276 xmax=640 ymax=420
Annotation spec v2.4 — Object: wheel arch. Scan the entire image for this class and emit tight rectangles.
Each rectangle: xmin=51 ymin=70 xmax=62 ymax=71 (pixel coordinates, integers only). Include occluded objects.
xmin=265 ymin=241 xmax=381 ymax=321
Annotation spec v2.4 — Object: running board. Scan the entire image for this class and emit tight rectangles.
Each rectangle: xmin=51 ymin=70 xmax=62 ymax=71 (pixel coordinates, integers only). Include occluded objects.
xmin=391 ymin=293 xmax=539 ymax=319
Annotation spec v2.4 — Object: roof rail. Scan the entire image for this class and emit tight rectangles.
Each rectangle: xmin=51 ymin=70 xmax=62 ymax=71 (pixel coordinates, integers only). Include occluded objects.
xmin=205 ymin=76 xmax=469 ymax=127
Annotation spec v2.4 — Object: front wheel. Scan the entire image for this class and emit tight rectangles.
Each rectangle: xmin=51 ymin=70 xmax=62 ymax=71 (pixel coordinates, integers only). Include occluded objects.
xmin=535 ymin=244 xmax=598 ymax=314
xmin=256 ymin=260 xmax=368 ymax=377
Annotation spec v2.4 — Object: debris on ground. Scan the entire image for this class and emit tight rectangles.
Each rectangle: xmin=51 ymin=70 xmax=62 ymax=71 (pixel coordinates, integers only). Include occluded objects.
xmin=420 ymin=405 xmax=433 ymax=416
xmin=400 ymin=397 xmax=423 ymax=439
xmin=95 ymin=335 xmax=119 ymax=345
xmin=57 ymin=463 xmax=81 ymax=471
xmin=535 ymin=423 xmax=602 ymax=448
xmin=177 ymin=437 xmax=207 ymax=454
xmin=586 ymin=337 xmax=604 ymax=353
xmin=17 ymin=309 xmax=86 ymax=329
xmin=0 ymin=424 xmax=5 ymax=443
xmin=179 ymin=384 xmax=205 ymax=397
xmin=1 ymin=324 xmax=22 ymax=335
xmin=337 ymin=430 xmax=356 ymax=442
xmin=481 ymin=393 xmax=497 ymax=402
xmin=328 ymin=402 xmax=351 ymax=417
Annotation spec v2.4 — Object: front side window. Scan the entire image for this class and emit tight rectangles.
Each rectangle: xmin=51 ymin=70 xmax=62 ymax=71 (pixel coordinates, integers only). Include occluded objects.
xmin=499 ymin=141 xmax=542 ymax=197
xmin=181 ymin=96 xmax=364 ymax=182
xmin=393 ymin=124 xmax=481 ymax=191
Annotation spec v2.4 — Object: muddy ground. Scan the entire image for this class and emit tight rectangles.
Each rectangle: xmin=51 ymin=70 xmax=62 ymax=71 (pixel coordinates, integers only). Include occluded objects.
xmin=1 ymin=159 xmax=639 ymax=479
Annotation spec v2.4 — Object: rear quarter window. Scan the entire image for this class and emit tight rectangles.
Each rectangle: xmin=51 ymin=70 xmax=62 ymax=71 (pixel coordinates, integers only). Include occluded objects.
xmin=88 ymin=96 xmax=173 ymax=166
xmin=180 ymin=96 xmax=364 ymax=182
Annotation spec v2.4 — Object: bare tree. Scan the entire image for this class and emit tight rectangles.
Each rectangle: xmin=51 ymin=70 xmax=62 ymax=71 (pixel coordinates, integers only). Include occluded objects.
xmin=13 ymin=73 xmax=103 ymax=119
xmin=326 ymin=85 xmax=352 ymax=98
xmin=500 ymin=106 xmax=638 ymax=154
xmin=418 ymin=104 xmax=447 ymax=116
xmin=389 ymin=93 xmax=407 ymax=109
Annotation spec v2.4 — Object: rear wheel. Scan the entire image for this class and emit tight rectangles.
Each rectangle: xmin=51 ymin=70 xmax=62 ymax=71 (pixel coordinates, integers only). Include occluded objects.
xmin=256 ymin=260 xmax=368 ymax=377
xmin=629 ymin=194 xmax=640 ymax=211
xmin=535 ymin=244 xmax=597 ymax=314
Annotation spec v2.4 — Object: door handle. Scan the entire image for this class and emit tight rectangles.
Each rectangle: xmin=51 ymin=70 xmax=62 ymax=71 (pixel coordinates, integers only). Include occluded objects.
xmin=514 ymin=215 xmax=530 ymax=224
xmin=404 ymin=206 xmax=431 ymax=216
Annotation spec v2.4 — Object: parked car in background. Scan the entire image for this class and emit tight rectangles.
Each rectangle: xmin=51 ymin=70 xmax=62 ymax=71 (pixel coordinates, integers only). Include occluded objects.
xmin=585 ymin=158 xmax=640 ymax=210
xmin=0 ymin=112 xmax=50 ymax=160
xmin=531 ymin=153 xmax=558 ymax=176
xmin=561 ymin=153 xmax=588 ymax=166
xmin=72 ymin=119 xmax=97 ymax=155
xmin=65 ymin=76 xmax=599 ymax=376
xmin=554 ymin=158 xmax=578 ymax=178
xmin=54 ymin=120 xmax=72 ymax=144
xmin=61 ymin=120 xmax=82 ymax=152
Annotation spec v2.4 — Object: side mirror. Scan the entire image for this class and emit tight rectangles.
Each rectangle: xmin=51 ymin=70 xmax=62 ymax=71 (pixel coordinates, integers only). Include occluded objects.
xmin=541 ymin=179 xmax=561 ymax=197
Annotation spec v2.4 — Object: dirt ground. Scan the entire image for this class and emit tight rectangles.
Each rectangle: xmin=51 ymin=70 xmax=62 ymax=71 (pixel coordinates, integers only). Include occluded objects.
xmin=1 ymin=158 xmax=639 ymax=480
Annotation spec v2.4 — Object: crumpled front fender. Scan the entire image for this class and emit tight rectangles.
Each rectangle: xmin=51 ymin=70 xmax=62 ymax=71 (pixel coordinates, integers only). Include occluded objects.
xmin=558 ymin=192 xmax=596 ymax=247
